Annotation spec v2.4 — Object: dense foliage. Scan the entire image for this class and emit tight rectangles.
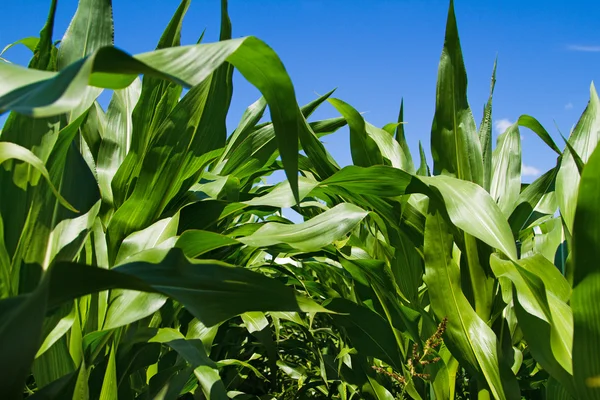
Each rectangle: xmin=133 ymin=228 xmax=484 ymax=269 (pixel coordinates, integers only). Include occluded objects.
xmin=0 ymin=0 xmax=599 ymax=399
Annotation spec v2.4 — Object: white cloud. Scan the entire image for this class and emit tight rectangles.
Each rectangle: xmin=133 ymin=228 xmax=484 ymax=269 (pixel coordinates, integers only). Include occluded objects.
xmin=565 ymin=102 xmax=573 ymax=110
xmin=567 ymin=45 xmax=600 ymax=52
xmin=494 ymin=118 xmax=513 ymax=134
xmin=522 ymin=164 xmax=541 ymax=177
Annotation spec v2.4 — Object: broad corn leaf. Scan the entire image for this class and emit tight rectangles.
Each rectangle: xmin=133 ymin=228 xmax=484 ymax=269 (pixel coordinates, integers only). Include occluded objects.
xmin=490 ymin=122 xmax=521 ymax=217
xmin=329 ymin=98 xmax=383 ymax=167
xmin=239 ymin=203 xmax=368 ymax=252
xmin=423 ymin=210 xmax=519 ymax=400
xmin=557 ymin=83 xmax=600 ymax=238
xmin=0 ymin=37 xmax=310 ymax=202
xmin=572 ymin=142 xmax=600 ymax=399
xmin=421 ymin=175 xmax=517 ymax=260
xmin=430 ymin=0 xmax=483 ymax=186
xmin=490 ymin=254 xmax=574 ymax=393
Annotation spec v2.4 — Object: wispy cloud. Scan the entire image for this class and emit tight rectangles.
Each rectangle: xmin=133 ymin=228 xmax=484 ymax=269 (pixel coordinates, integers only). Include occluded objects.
xmin=522 ymin=164 xmax=541 ymax=177
xmin=494 ymin=119 xmax=513 ymax=135
xmin=567 ymin=44 xmax=600 ymax=52
xmin=565 ymin=102 xmax=573 ymax=110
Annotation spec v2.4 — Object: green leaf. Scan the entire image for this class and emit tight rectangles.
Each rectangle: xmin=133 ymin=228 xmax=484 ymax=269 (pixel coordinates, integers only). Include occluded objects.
xmin=244 ymin=177 xmax=318 ymax=208
xmin=421 ymin=175 xmax=517 ymax=260
xmin=572 ymin=140 xmax=600 ymax=399
xmin=218 ymin=92 xmax=338 ymax=181
xmin=557 ymin=83 xmax=600 ymax=237
xmin=0 ymin=37 xmax=40 ymax=58
xmin=116 ymin=0 xmax=189 ymax=205
xmin=395 ymin=98 xmax=415 ymax=173
xmin=417 ymin=141 xmax=430 ymax=176
xmin=30 ymin=0 xmax=58 ymax=71
xmin=490 ymin=122 xmax=522 ymax=217
xmin=320 ymin=166 xmax=517 ymax=259
xmin=176 ymin=230 xmax=239 ymax=258
xmin=152 ymin=331 xmax=228 ymax=399
xmin=102 ymin=289 xmax=166 ymax=330
xmin=58 ymin=0 xmax=114 ymax=120
xmin=57 ymin=0 xmax=113 ymax=70
xmin=115 ymin=215 xmax=179 ymax=265
xmin=9 ymin=112 xmax=99 ymax=292
xmin=329 ymin=98 xmax=383 ymax=167
xmin=423 ymin=210 xmax=519 ymax=400
xmin=343 ymin=355 xmax=395 ymax=400
xmin=508 ymin=167 xmax=557 ymax=234
xmin=430 ymin=0 xmax=483 ymax=185
xmin=327 ymin=298 xmax=402 ymax=370
xmin=241 ymin=312 xmax=269 ymax=334
xmin=0 ymin=142 xmax=76 ymax=213
xmin=0 ymin=37 xmax=309 ymax=202
xmin=36 ymin=303 xmax=76 ymax=358
xmin=0 ymin=278 xmax=49 ymax=398
xmin=547 ymin=376 xmax=577 ymax=400
xmin=105 ymin=79 xmax=225 ymax=261
xmin=320 ymin=165 xmax=414 ymax=197
xmin=561 ymin=133 xmax=585 ymax=175
xmin=31 ymin=332 xmax=75 ymax=388
xmin=97 ymin=78 xmax=142 ymax=209
xmin=479 ymin=58 xmax=497 ymax=192
xmin=186 ymin=318 xmax=219 ymax=356
xmin=48 ymin=249 xmax=324 ymax=327
xmin=517 ymin=115 xmax=561 ymax=156
xmin=99 ymin=343 xmax=118 ymax=400
xmin=216 ymin=96 xmax=267 ymax=172
xmin=490 ymin=254 xmax=574 ymax=393
xmin=238 ymin=203 xmax=368 ymax=252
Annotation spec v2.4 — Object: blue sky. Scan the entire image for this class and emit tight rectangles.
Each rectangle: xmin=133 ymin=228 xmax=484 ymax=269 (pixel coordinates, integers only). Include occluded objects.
xmin=1 ymin=0 xmax=599 ymax=182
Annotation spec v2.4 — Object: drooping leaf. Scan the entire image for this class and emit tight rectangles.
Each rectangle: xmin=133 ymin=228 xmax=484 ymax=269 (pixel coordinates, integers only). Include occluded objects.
xmin=421 ymin=175 xmax=517 ymax=260
xmin=517 ymin=115 xmax=561 ymax=156
xmin=0 ymin=142 xmax=75 ymax=212
xmin=329 ymin=98 xmax=383 ymax=167
xmin=239 ymin=203 xmax=368 ymax=252
xmin=0 ymin=37 xmax=311 ymax=203
xmin=48 ymin=249 xmax=325 ymax=327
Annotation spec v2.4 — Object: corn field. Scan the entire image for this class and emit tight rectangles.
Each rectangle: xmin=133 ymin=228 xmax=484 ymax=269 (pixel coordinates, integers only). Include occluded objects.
xmin=0 ymin=0 xmax=599 ymax=399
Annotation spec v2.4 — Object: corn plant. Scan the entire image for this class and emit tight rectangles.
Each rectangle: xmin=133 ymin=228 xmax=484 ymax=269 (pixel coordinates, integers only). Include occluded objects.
xmin=1 ymin=0 xmax=600 ymax=399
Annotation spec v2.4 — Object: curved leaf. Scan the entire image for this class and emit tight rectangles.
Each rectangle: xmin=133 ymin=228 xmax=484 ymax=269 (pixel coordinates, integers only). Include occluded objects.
xmin=48 ymin=249 xmax=325 ymax=327
xmin=490 ymin=254 xmax=574 ymax=393
xmin=329 ymin=98 xmax=383 ymax=167
xmin=239 ymin=203 xmax=368 ymax=252
xmin=421 ymin=175 xmax=517 ymax=260
xmin=0 ymin=142 xmax=76 ymax=212
xmin=0 ymin=37 xmax=311 ymax=202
